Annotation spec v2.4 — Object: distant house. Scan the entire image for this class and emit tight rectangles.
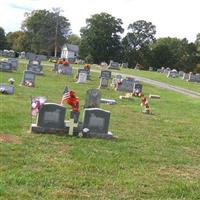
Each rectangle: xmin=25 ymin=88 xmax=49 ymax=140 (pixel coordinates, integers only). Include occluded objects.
xmin=61 ymin=44 xmax=79 ymax=62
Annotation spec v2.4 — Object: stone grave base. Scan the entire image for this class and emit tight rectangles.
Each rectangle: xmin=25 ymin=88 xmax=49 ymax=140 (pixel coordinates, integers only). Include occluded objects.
xmin=31 ymin=123 xmax=82 ymax=136
xmin=31 ymin=124 xmax=68 ymax=135
xmin=82 ymin=132 xmax=114 ymax=139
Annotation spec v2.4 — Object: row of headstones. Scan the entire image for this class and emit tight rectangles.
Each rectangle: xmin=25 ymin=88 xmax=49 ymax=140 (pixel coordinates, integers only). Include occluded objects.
xmin=99 ymin=70 xmax=143 ymax=93
xmin=0 ymin=58 xmax=19 ymax=72
xmin=101 ymin=61 xmax=128 ymax=70
xmin=31 ymin=88 xmax=112 ymax=139
xmin=19 ymin=52 xmax=47 ymax=61
xmin=156 ymin=67 xmax=200 ymax=82
xmin=0 ymin=50 xmax=15 ymax=58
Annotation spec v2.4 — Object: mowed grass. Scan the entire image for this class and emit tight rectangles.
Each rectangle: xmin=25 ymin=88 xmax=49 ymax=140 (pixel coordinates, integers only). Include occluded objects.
xmin=1 ymin=62 xmax=200 ymax=199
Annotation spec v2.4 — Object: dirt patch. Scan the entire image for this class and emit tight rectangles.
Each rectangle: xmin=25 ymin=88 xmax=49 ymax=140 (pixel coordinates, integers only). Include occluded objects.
xmin=176 ymin=119 xmax=192 ymax=125
xmin=0 ymin=134 xmax=22 ymax=144
xmin=159 ymin=166 xmax=200 ymax=180
xmin=51 ymin=141 xmax=71 ymax=153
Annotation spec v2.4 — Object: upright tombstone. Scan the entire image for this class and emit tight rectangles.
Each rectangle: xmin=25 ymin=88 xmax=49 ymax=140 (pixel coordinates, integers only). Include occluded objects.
xmin=21 ymin=70 xmax=36 ymax=87
xmin=195 ymin=74 xmax=200 ymax=83
xmin=57 ymin=64 xmax=72 ymax=75
xmin=100 ymin=70 xmax=112 ymax=79
xmin=0 ymin=84 xmax=14 ymax=95
xmin=108 ymin=61 xmax=120 ymax=70
xmin=116 ymin=77 xmax=136 ymax=92
xmin=182 ymin=73 xmax=189 ymax=80
xmin=111 ymin=74 xmax=123 ymax=88
xmin=77 ymin=72 xmax=87 ymax=83
xmin=84 ymin=89 xmax=101 ymax=108
xmin=82 ymin=108 xmax=113 ymax=139
xmin=178 ymin=71 xmax=184 ymax=77
xmin=0 ymin=61 xmax=12 ymax=72
xmin=99 ymin=70 xmax=112 ymax=89
xmin=121 ymin=63 xmax=128 ymax=68
xmin=7 ymin=58 xmax=18 ymax=70
xmin=76 ymin=68 xmax=88 ymax=79
xmin=187 ymin=73 xmax=197 ymax=82
xmin=27 ymin=60 xmax=43 ymax=75
xmin=31 ymin=103 xmax=67 ymax=135
xmin=167 ymin=70 xmax=178 ymax=78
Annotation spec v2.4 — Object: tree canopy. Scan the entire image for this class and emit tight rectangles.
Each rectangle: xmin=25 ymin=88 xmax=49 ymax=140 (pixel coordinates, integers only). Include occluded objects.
xmin=0 ymin=27 xmax=7 ymax=50
xmin=22 ymin=9 xmax=71 ymax=55
xmin=79 ymin=12 xmax=124 ymax=63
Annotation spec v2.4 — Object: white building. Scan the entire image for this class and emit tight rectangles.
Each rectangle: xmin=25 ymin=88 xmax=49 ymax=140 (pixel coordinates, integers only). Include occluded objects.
xmin=61 ymin=44 xmax=79 ymax=62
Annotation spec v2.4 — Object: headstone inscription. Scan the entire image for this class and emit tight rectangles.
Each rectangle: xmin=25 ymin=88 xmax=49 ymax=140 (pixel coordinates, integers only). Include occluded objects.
xmin=82 ymin=108 xmax=113 ymax=139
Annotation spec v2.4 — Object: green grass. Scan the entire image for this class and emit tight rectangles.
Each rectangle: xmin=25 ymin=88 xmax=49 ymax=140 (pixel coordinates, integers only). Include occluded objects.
xmin=1 ymin=62 xmax=200 ymax=199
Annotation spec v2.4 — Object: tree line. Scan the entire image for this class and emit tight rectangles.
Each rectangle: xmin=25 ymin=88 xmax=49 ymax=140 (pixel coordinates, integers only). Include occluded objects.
xmin=0 ymin=9 xmax=200 ymax=72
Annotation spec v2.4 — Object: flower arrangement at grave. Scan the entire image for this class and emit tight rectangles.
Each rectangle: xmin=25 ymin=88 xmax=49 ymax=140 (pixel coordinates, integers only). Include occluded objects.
xmin=84 ymin=64 xmax=91 ymax=70
xmin=61 ymin=89 xmax=79 ymax=112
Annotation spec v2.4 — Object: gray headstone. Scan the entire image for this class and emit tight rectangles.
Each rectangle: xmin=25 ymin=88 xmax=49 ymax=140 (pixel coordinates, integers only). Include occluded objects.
xmin=0 ymin=61 xmax=12 ymax=72
xmin=167 ymin=70 xmax=178 ymax=78
xmin=100 ymin=70 xmax=112 ymax=79
xmin=58 ymin=65 xmax=72 ymax=75
xmin=37 ymin=103 xmax=66 ymax=129
xmin=108 ymin=61 xmax=120 ymax=70
xmin=116 ymin=77 xmax=136 ymax=92
xmin=84 ymin=89 xmax=101 ymax=108
xmin=82 ymin=108 xmax=111 ymax=137
xmin=182 ymin=73 xmax=189 ymax=80
xmin=0 ymin=84 xmax=14 ymax=95
xmin=7 ymin=58 xmax=18 ymax=70
xmin=100 ymin=77 xmax=109 ymax=88
xmin=121 ymin=63 xmax=128 ymax=68
xmin=187 ymin=73 xmax=197 ymax=82
xmin=21 ymin=70 xmax=36 ymax=87
xmin=27 ymin=63 xmax=43 ymax=74
xmin=77 ymin=73 xmax=87 ymax=83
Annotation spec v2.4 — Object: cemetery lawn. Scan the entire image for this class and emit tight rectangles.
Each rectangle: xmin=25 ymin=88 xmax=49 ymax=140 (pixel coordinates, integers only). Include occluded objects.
xmin=1 ymin=62 xmax=200 ymax=199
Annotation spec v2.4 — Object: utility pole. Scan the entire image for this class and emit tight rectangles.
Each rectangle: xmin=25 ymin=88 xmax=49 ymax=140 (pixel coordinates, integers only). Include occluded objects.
xmin=52 ymin=7 xmax=63 ymax=58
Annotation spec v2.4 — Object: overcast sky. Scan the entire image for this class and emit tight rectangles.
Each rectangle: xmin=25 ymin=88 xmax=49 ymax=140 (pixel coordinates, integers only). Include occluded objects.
xmin=0 ymin=0 xmax=199 ymax=42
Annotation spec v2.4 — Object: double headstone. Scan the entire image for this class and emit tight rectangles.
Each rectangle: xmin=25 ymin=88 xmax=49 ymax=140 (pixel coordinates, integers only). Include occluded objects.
xmin=31 ymin=103 xmax=67 ymax=135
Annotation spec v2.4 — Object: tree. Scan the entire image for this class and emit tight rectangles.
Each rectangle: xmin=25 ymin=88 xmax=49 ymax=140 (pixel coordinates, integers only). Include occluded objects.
xmin=125 ymin=20 xmax=156 ymax=50
xmin=22 ymin=9 xmax=71 ymax=55
xmin=0 ymin=27 xmax=7 ymax=50
xmin=79 ymin=12 xmax=124 ymax=63
xmin=150 ymin=37 xmax=200 ymax=72
xmin=66 ymin=34 xmax=81 ymax=46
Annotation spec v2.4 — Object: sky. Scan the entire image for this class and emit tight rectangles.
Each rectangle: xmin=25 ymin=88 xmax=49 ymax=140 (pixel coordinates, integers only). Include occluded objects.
xmin=0 ymin=0 xmax=199 ymax=42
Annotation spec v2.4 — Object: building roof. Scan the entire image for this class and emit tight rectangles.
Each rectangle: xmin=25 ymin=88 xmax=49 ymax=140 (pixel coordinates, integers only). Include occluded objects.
xmin=65 ymin=44 xmax=79 ymax=52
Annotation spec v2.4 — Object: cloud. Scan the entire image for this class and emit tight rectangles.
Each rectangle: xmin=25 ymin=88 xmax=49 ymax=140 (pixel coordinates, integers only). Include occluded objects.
xmin=0 ymin=0 xmax=199 ymax=42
